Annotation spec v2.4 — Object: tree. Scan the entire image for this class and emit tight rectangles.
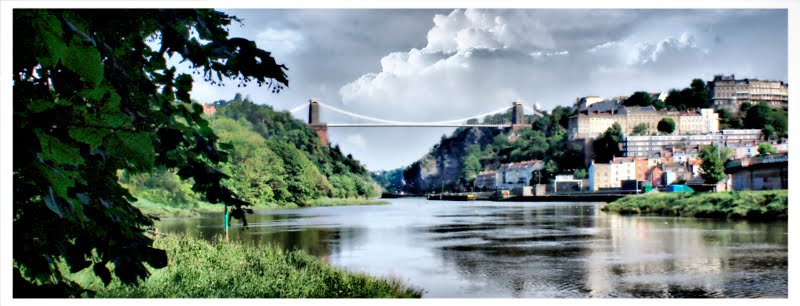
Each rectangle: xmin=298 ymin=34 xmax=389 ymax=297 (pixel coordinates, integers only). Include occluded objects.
xmin=623 ymin=91 xmax=653 ymax=107
xmin=652 ymin=99 xmax=666 ymax=110
xmin=744 ymin=103 xmax=772 ymax=129
xmin=573 ymin=168 xmax=587 ymax=179
xmin=657 ymin=118 xmax=676 ymax=134
xmin=757 ymin=143 xmax=777 ymax=156
xmin=592 ymin=123 xmax=623 ymax=163
xmin=699 ymin=145 xmax=730 ymax=184
xmin=632 ymin=123 xmax=649 ymax=136
xmin=13 ymin=9 xmax=288 ymax=296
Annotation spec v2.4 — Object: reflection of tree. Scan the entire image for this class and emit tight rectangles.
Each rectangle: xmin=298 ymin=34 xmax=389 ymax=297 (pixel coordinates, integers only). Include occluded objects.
xmin=155 ymin=213 xmax=368 ymax=259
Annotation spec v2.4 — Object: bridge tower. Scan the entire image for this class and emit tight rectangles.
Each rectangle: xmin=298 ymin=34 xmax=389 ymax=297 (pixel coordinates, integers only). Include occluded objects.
xmin=511 ymin=100 xmax=528 ymax=132
xmin=308 ymin=99 xmax=328 ymax=146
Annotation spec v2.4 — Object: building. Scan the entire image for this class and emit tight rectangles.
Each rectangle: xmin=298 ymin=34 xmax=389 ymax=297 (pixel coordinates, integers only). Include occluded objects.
xmin=498 ymin=160 xmax=543 ymax=190
xmin=202 ymin=104 xmax=217 ymax=116
xmin=588 ymin=162 xmax=610 ymax=191
xmin=731 ymin=141 xmax=789 ymax=160
xmin=645 ymin=166 xmax=664 ymax=187
xmin=475 ymin=170 xmax=500 ymax=191
xmin=662 ymin=164 xmax=692 ymax=185
xmin=621 ymin=129 xmax=762 ymax=158
xmin=552 ymin=174 xmax=583 ymax=192
xmin=726 ymin=154 xmax=788 ymax=191
xmin=575 ymin=96 xmax=603 ymax=111
xmin=567 ymin=106 xmax=719 ymax=140
xmin=588 ymin=159 xmax=636 ymax=191
xmin=710 ymin=74 xmax=788 ymax=113
xmin=634 ymin=159 xmax=649 ymax=181
xmin=678 ymin=108 xmax=719 ymax=135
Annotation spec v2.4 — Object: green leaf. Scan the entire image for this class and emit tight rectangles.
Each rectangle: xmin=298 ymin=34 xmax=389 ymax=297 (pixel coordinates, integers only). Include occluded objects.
xmin=68 ymin=127 xmax=111 ymax=150
xmin=27 ymin=99 xmax=56 ymax=113
xmin=105 ymin=132 xmax=154 ymax=169
xmin=38 ymin=132 xmax=84 ymax=165
xmin=62 ymin=44 xmax=104 ymax=86
xmin=33 ymin=12 xmax=66 ymax=68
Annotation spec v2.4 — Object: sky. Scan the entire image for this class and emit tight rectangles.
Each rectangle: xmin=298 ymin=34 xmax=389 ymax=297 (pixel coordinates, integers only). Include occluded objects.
xmin=184 ymin=9 xmax=788 ymax=171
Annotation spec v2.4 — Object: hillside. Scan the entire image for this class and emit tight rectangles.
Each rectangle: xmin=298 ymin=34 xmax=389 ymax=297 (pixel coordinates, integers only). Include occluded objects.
xmin=123 ymin=94 xmax=380 ymax=209
xmin=373 ymin=106 xmax=584 ymax=194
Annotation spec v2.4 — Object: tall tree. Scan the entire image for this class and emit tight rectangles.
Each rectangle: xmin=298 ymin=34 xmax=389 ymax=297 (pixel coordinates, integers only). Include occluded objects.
xmin=699 ymin=145 xmax=731 ymax=184
xmin=13 ymin=9 xmax=288 ymax=296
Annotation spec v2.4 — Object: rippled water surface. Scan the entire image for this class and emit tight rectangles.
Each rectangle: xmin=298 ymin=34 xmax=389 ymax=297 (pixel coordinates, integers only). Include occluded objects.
xmin=156 ymin=199 xmax=788 ymax=298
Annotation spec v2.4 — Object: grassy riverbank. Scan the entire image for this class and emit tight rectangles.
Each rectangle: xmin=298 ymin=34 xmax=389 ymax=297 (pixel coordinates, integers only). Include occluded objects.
xmin=134 ymin=197 xmax=390 ymax=218
xmin=69 ymin=234 xmax=422 ymax=298
xmin=601 ymin=190 xmax=788 ymax=221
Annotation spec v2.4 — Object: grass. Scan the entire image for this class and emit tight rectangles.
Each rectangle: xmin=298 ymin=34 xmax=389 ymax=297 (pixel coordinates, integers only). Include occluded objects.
xmin=134 ymin=197 xmax=390 ymax=218
xmin=302 ymin=197 xmax=389 ymax=207
xmin=133 ymin=198 xmax=224 ymax=218
xmin=68 ymin=234 xmax=422 ymax=298
xmin=601 ymin=190 xmax=788 ymax=221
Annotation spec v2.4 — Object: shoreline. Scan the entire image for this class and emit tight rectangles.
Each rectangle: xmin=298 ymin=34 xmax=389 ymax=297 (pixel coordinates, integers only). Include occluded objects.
xmin=134 ymin=197 xmax=390 ymax=218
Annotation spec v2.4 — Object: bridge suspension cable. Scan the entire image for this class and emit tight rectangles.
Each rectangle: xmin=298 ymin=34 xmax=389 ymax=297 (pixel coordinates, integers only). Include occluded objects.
xmin=287 ymin=103 xmax=308 ymax=113
xmin=316 ymin=101 xmax=514 ymax=125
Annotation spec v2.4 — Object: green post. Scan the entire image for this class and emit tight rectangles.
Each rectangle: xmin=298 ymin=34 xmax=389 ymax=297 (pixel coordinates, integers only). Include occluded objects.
xmin=224 ymin=203 xmax=229 ymax=241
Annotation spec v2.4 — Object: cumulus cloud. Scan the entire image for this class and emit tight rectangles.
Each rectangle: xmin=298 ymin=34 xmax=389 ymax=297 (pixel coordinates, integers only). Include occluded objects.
xmin=339 ymin=9 xmax=713 ymax=120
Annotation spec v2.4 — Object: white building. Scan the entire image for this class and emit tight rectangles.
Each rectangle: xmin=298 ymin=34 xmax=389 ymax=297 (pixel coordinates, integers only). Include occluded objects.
xmin=498 ymin=160 xmax=543 ymax=190
xmin=588 ymin=159 xmax=636 ymax=191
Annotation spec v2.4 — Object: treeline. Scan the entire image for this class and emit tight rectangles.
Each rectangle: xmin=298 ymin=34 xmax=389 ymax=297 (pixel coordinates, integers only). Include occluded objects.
xmin=122 ymin=94 xmax=380 ymax=207
xmin=622 ymin=79 xmax=711 ymax=110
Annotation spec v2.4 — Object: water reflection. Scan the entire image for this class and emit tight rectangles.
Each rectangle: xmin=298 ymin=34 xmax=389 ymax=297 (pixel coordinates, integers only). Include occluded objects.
xmin=155 ymin=199 xmax=787 ymax=298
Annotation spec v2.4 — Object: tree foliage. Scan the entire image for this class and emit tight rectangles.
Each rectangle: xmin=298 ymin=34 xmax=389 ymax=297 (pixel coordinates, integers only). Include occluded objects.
xmin=699 ymin=145 xmax=731 ymax=184
xmin=623 ymin=91 xmax=654 ymax=107
xmin=631 ymin=123 xmax=648 ymax=136
xmin=757 ymin=143 xmax=776 ymax=156
xmin=592 ymin=123 xmax=623 ymax=163
xmin=657 ymin=117 xmax=676 ymax=134
xmin=13 ymin=9 xmax=288 ymax=296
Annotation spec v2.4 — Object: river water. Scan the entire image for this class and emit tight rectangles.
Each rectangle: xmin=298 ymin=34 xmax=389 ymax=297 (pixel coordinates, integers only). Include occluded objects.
xmin=155 ymin=198 xmax=788 ymax=298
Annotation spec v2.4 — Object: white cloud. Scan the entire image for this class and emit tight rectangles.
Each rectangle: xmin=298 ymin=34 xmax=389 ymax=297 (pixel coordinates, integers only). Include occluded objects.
xmin=256 ymin=28 xmax=305 ymax=57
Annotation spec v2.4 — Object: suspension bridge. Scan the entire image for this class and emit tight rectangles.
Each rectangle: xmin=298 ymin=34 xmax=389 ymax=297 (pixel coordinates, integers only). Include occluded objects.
xmin=287 ymin=99 xmax=544 ymax=145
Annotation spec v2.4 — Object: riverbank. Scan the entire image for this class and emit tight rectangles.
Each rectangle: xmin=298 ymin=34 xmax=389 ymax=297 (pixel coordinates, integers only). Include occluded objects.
xmin=302 ymin=197 xmax=390 ymax=207
xmin=69 ymin=234 xmax=422 ymax=298
xmin=601 ymin=190 xmax=788 ymax=221
xmin=134 ymin=197 xmax=389 ymax=218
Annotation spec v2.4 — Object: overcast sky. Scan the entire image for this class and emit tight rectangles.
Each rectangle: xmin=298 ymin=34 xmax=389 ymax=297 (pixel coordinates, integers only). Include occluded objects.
xmin=186 ymin=9 xmax=787 ymax=171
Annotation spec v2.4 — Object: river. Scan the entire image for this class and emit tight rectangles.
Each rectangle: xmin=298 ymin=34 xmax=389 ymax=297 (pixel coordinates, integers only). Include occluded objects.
xmin=155 ymin=198 xmax=788 ymax=298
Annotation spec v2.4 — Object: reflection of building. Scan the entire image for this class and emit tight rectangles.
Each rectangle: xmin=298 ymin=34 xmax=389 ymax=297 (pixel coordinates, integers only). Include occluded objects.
xmin=710 ymin=74 xmax=789 ymax=113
